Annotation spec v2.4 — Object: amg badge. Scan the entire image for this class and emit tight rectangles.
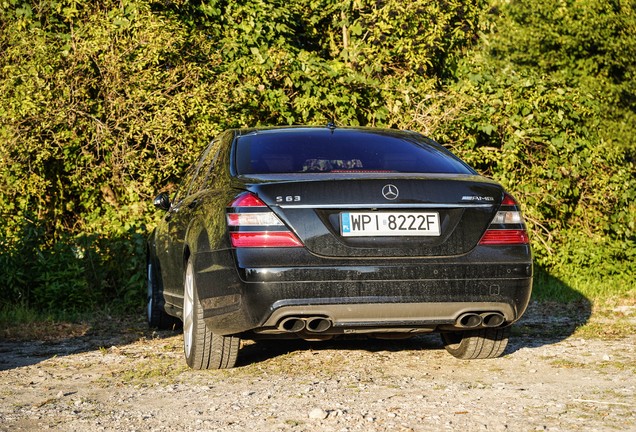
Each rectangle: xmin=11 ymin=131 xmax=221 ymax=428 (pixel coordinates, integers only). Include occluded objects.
xmin=462 ymin=196 xmax=494 ymax=202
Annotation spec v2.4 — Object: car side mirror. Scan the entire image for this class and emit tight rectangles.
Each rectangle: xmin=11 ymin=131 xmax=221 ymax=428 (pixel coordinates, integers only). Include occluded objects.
xmin=153 ymin=192 xmax=171 ymax=211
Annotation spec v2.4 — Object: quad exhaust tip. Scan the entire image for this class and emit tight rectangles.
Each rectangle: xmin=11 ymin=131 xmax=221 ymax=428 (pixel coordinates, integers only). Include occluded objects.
xmin=481 ymin=312 xmax=505 ymax=327
xmin=456 ymin=312 xmax=506 ymax=328
xmin=278 ymin=317 xmax=332 ymax=333
xmin=457 ymin=313 xmax=483 ymax=328
xmin=279 ymin=313 xmax=503 ymax=333
xmin=306 ymin=317 xmax=332 ymax=333
xmin=278 ymin=317 xmax=306 ymax=333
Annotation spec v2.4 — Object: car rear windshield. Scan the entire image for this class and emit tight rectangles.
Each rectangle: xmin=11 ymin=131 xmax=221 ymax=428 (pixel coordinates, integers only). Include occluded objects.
xmin=235 ymin=129 xmax=474 ymax=175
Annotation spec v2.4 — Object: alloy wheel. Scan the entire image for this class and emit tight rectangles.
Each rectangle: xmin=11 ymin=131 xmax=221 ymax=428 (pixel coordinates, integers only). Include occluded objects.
xmin=146 ymin=263 xmax=153 ymax=322
xmin=183 ymin=262 xmax=194 ymax=357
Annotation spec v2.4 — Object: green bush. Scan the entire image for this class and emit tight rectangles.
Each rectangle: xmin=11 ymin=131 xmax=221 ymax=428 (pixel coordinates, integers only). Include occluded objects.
xmin=0 ymin=215 xmax=147 ymax=310
xmin=417 ymin=55 xmax=636 ymax=284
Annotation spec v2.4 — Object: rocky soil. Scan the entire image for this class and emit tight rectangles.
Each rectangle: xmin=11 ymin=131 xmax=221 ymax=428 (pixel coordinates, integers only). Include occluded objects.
xmin=1 ymin=301 xmax=635 ymax=431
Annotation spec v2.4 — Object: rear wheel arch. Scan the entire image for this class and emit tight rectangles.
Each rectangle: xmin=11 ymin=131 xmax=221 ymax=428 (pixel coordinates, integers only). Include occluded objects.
xmin=183 ymin=256 xmax=240 ymax=369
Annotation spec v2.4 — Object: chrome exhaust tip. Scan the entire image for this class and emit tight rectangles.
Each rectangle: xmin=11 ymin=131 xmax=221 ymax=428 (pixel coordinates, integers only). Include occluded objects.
xmin=278 ymin=317 xmax=306 ymax=333
xmin=456 ymin=313 xmax=483 ymax=328
xmin=480 ymin=312 xmax=505 ymax=327
xmin=306 ymin=317 xmax=332 ymax=333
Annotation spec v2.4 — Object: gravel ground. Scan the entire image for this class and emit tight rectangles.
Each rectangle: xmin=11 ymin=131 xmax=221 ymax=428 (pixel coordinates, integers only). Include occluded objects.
xmin=1 ymin=301 xmax=635 ymax=431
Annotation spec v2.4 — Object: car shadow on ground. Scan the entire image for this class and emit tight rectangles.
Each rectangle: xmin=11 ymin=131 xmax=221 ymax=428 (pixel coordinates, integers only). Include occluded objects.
xmin=506 ymin=270 xmax=593 ymax=353
xmin=236 ymin=334 xmax=446 ymax=367
xmin=0 ymin=319 xmax=181 ymax=371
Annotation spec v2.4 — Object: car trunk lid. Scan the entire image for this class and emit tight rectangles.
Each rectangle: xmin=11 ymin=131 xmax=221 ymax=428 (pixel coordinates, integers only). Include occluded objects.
xmin=232 ymin=173 xmax=503 ymax=258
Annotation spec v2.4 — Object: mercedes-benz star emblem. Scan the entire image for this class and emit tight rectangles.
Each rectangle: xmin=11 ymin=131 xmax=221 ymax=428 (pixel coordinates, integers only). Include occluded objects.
xmin=382 ymin=184 xmax=399 ymax=200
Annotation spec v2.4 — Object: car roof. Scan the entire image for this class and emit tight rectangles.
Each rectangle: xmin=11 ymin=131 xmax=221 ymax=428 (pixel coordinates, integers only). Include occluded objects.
xmin=234 ymin=125 xmax=423 ymax=138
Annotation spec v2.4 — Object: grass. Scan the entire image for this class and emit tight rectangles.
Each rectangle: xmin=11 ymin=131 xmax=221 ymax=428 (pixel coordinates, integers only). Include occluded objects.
xmin=551 ymin=359 xmax=586 ymax=369
xmin=532 ymin=266 xmax=636 ymax=306
xmin=113 ymin=361 xmax=190 ymax=385
xmin=0 ymin=305 xmax=94 ymax=340
xmin=1 ymin=303 xmax=85 ymax=324
xmin=574 ymin=321 xmax=636 ymax=340
xmin=0 ymin=303 xmax=149 ymax=341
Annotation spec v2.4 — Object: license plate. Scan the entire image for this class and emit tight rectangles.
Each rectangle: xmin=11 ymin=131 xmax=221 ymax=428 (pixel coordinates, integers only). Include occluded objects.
xmin=340 ymin=212 xmax=440 ymax=237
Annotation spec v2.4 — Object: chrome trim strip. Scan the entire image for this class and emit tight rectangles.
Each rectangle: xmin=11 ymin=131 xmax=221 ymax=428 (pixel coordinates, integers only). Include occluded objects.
xmin=277 ymin=203 xmax=493 ymax=209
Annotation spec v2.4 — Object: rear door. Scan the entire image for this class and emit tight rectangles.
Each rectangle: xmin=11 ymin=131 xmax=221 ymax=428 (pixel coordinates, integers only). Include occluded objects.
xmin=155 ymin=138 xmax=220 ymax=302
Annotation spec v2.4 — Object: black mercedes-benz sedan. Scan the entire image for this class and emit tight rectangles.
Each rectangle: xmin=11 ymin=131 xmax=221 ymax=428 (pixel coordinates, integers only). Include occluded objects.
xmin=147 ymin=126 xmax=532 ymax=369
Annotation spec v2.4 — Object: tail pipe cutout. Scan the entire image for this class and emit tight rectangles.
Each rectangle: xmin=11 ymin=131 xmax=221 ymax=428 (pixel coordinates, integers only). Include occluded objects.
xmin=456 ymin=312 xmax=506 ymax=329
xmin=277 ymin=317 xmax=332 ymax=333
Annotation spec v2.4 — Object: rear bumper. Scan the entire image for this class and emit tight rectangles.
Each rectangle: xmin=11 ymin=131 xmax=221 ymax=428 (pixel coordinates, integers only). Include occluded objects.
xmin=245 ymin=277 xmax=531 ymax=332
xmin=192 ymin=245 xmax=532 ymax=335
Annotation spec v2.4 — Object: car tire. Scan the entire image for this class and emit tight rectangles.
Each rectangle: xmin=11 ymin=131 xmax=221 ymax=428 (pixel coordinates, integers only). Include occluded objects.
xmin=183 ymin=257 xmax=239 ymax=369
xmin=147 ymin=260 xmax=182 ymax=330
xmin=440 ymin=326 xmax=511 ymax=359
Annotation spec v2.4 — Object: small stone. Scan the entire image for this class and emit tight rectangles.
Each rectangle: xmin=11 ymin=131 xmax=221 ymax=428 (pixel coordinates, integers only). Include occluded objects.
xmin=603 ymin=354 xmax=611 ymax=361
xmin=309 ymin=408 xmax=328 ymax=419
xmin=56 ymin=391 xmax=64 ymax=398
xmin=74 ymin=400 xmax=82 ymax=406
xmin=529 ymin=369 xmax=537 ymax=373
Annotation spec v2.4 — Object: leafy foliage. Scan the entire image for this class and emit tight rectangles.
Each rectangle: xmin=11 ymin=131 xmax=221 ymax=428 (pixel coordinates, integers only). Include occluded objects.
xmin=0 ymin=215 xmax=147 ymax=310
xmin=0 ymin=0 xmax=634 ymax=310
xmin=416 ymin=54 xmax=636 ymax=280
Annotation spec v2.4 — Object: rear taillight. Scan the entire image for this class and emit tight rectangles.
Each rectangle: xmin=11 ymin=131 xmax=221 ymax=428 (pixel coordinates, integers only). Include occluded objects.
xmin=479 ymin=192 xmax=530 ymax=245
xmin=227 ymin=213 xmax=283 ymax=226
xmin=490 ymin=210 xmax=523 ymax=224
xmin=229 ymin=232 xmax=302 ymax=247
xmin=501 ymin=193 xmax=518 ymax=206
xmin=228 ymin=193 xmax=267 ymax=207
xmin=479 ymin=230 xmax=530 ymax=244
xmin=226 ymin=192 xmax=302 ymax=248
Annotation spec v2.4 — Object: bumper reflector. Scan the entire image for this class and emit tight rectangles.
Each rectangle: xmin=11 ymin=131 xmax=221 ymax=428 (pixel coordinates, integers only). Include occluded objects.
xmin=230 ymin=232 xmax=302 ymax=247
xmin=479 ymin=230 xmax=530 ymax=245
